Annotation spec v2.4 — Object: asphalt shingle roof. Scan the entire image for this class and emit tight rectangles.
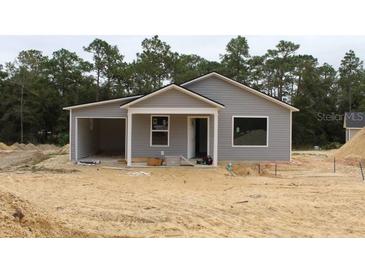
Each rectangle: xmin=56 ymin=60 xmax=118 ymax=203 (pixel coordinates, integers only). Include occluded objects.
xmin=344 ymin=112 xmax=365 ymax=128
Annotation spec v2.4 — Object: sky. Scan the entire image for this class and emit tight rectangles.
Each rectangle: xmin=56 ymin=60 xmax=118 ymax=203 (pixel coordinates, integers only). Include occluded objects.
xmin=0 ymin=36 xmax=365 ymax=68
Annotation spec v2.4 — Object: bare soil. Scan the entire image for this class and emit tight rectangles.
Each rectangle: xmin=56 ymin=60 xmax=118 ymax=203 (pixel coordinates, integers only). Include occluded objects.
xmin=335 ymin=127 xmax=365 ymax=161
xmin=1 ymin=146 xmax=365 ymax=237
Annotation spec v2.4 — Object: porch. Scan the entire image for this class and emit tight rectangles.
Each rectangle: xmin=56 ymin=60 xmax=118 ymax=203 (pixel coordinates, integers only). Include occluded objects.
xmin=126 ymin=108 xmax=219 ymax=167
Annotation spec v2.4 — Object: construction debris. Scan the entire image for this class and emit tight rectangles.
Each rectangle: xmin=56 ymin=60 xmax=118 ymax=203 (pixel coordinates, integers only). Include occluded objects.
xmin=147 ymin=158 xmax=163 ymax=166
xmin=180 ymin=155 xmax=195 ymax=166
xmin=127 ymin=171 xmax=151 ymax=176
xmin=164 ymin=156 xmax=180 ymax=166
xmin=78 ymin=160 xmax=101 ymax=165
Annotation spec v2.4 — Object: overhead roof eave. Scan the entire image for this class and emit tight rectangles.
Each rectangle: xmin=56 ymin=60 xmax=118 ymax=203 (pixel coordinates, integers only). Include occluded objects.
xmin=120 ymin=84 xmax=225 ymax=109
xmin=63 ymin=95 xmax=142 ymax=110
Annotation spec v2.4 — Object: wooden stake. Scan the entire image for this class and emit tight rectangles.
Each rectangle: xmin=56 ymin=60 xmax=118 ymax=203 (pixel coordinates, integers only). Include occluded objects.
xmin=360 ymin=161 xmax=364 ymax=181
xmin=258 ymin=163 xmax=261 ymax=174
xmin=275 ymin=162 xmax=277 ymax=176
xmin=334 ymin=157 xmax=336 ymax=173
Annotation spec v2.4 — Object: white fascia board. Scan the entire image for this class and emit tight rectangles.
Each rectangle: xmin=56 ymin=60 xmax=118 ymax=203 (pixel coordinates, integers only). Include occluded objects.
xmin=120 ymin=84 xmax=224 ymax=109
xmin=181 ymin=72 xmax=299 ymax=112
xmin=128 ymin=107 xmax=219 ymax=114
xmin=63 ymin=95 xmax=142 ymax=110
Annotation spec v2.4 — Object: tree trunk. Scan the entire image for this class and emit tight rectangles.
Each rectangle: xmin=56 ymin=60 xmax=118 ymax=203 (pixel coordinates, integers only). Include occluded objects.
xmin=348 ymin=85 xmax=352 ymax=112
xmin=20 ymin=82 xmax=24 ymax=143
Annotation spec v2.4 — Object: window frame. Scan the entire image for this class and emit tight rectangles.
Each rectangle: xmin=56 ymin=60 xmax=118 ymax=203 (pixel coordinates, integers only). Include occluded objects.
xmin=150 ymin=115 xmax=170 ymax=147
xmin=231 ymin=115 xmax=269 ymax=148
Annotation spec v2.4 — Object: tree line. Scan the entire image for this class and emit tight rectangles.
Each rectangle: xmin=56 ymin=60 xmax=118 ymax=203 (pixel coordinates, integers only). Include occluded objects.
xmin=0 ymin=35 xmax=364 ymax=147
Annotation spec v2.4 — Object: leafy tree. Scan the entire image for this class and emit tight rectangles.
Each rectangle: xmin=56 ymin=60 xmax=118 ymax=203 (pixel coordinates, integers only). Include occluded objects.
xmin=48 ymin=49 xmax=92 ymax=103
xmin=264 ymin=40 xmax=300 ymax=100
xmin=133 ymin=35 xmax=175 ymax=94
xmin=292 ymin=60 xmax=340 ymax=146
xmin=247 ymin=55 xmax=266 ymax=90
xmin=0 ymin=36 xmax=364 ymax=148
xmin=338 ymin=50 xmax=365 ymax=112
xmin=84 ymin=38 xmax=126 ymax=100
xmin=171 ymin=54 xmax=223 ymax=84
xmin=1 ymin=50 xmax=49 ymax=143
xmin=220 ymin=36 xmax=250 ymax=84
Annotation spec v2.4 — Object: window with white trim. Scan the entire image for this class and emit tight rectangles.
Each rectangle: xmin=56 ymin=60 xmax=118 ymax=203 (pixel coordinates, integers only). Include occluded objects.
xmin=232 ymin=116 xmax=268 ymax=146
xmin=151 ymin=115 xmax=169 ymax=146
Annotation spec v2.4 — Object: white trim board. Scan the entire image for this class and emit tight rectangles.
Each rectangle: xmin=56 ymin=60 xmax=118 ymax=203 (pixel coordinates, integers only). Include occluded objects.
xmin=150 ymin=115 xmax=170 ymax=147
xmin=181 ymin=72 xmax=299 ymax=112
xmin=231 ymin=115 xmax=269 ymax=148
xmin=289 ymin=110 xmax=292 ymax=162
xmin=69 ymin=109 xmax=72 ymax=161
xmin=187 ymin=116 xmax=210 ymax=159
xmin=128 ymin=107 xmax=219 ymax=115
xmin=74 ymin=117 xmax=127 ymax=161
xmin=63 ymin=95 xmax=142 ymax=110
xmin=121 ymin=84 xmax=225 ymax=109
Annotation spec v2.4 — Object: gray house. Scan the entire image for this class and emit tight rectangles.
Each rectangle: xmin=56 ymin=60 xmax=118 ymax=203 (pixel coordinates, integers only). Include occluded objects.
xmin=63 ymin=72 xmax=299 ymax=166
xmin=344 ymin=112 xmax=365 ymax=142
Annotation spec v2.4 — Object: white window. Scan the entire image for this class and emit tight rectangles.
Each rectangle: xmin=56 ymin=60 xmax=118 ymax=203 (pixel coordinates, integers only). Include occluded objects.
xmin=150 ymin=115 xmax=169 ymax=147
xmin=232 ymin=116 xmax=269 ymax=147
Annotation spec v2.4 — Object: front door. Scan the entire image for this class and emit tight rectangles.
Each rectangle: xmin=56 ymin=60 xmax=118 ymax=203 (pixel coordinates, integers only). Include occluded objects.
xmin=187 ymin=116 xmax=209 ymax=159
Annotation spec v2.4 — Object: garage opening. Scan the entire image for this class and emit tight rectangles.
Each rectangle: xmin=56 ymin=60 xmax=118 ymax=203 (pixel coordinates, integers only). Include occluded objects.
xmin=76 ymin=118 xmax=126 ymax=163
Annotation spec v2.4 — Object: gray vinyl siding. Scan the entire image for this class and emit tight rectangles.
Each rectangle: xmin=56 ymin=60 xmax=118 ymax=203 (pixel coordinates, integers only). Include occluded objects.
xmin=131 ymin=114 xmax=215 ymax=158
xmin=131 ymin=114 xmax=188 ymax=157
xmin=77 ymin=118 xmax=99 ymax=158
xmin=68 ymin=76 xmax=293 ymax=162
xmin=70 ymin=100 xmax=129 ymax=161
xmin=346 ymin=128 xmax=361 ymax=142
xmin=184 ymin=75 xmax=291 ymax=161
xmin=132 ymin=88 xmax=213 ymax=108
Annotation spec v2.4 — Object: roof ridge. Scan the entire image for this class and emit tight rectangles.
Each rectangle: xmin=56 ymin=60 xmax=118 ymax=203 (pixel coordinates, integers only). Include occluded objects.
xmin=120 ymin=83 xmax=225 ymax=109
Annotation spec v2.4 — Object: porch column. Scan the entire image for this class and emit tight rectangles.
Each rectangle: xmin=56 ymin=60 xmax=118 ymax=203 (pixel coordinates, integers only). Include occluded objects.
xmin=127 ymin=111 xmax=132 ymax=166
xmin=213 ymin=110 xmax=218 ymax=166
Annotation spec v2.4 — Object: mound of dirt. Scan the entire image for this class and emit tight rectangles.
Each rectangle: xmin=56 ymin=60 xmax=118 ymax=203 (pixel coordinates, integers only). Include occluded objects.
xmin=10 ymin=142 xmax=23 ymax=150
xmin=35 ymin=154 xmax=76 ymax=172
xmin=37 ymin=144 xmax=59 ymax=152
xmin=0 ymin=188 xmax=86 ymax=237
xmin=335 ymin=128 xmax=365 ymax=160
xmin=232 ymin=163 xmax=271 ymax=176
xmin=0 ymin=150 xmax=48 ymax=171
xmin=232 ymin=164 xmax=257 ymax=176
xmin=58 ymin=144 xmax=69 ymax=154
xmin=10 ymin=142 xmax=39 ymax=151
xmin=0 ymin=142 xmax=10 ymax=150
xmin=24 ymin=143 xmax=38 ymax=150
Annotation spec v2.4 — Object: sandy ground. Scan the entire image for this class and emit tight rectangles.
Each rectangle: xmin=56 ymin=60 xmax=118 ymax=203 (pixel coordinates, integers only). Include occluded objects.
xmin=1 ymin=148 xmax=365 ymax=237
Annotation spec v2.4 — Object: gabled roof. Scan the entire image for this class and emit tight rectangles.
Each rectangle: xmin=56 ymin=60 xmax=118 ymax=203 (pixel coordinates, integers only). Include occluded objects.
xmin=344 ymin=112 xmax=365 ymax=128
xmin=63 ymin=95 xmax=142 ymax=110
xmin=181 ymin=72 xmax=299 ymax=112
xmin=120 ymin=84 xmax=225 ymax=109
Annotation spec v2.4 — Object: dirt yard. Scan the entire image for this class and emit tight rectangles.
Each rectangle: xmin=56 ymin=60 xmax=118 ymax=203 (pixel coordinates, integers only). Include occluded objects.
xmin=1 ymin=145 xmax=365 ymax=237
